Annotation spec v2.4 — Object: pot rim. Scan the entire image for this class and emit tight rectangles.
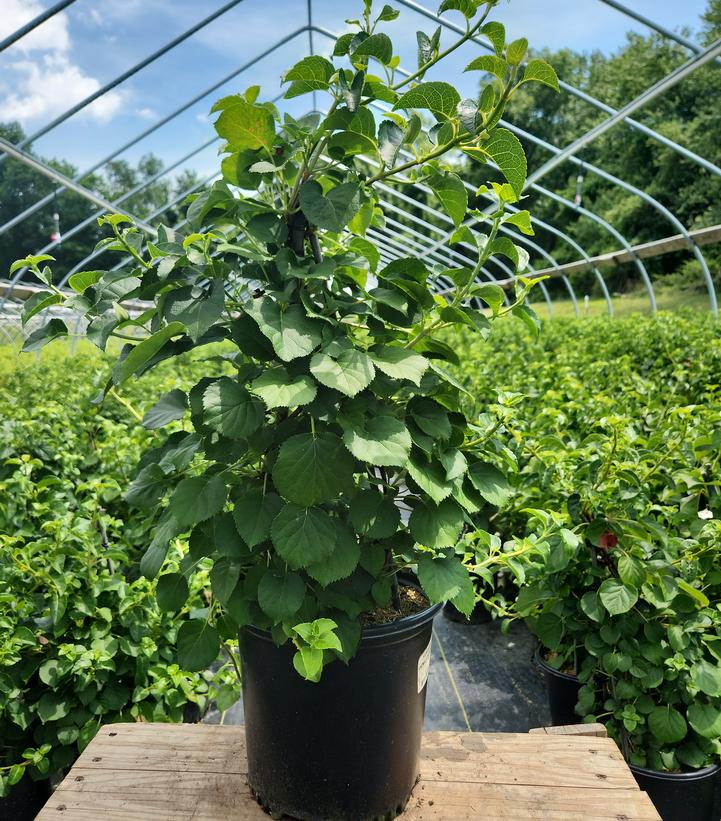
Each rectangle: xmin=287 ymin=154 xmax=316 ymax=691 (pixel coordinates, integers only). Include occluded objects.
xmin=630 ymin=761 xmax=720 ymax=780
xmin=533 ymin=647 xmax=579 ymax=682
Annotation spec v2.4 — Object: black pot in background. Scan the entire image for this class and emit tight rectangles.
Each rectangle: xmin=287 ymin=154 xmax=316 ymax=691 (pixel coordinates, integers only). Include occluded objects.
xmin=443 ymin=599 xmax=492 ymax=624
xmin=0 ymin=776 xmax=51 ymax=821
xmin=630 ymin=762 xmax=720 ymax=821
xmin=239 ymin=599 xmax=442 ymax=821
xmin=533 ymin=649 xmax=582 ymax=726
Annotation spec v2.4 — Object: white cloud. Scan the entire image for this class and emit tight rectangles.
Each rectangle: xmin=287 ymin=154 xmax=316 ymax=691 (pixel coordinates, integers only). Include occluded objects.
xmin=0 ymin=1 xmax=126 ymax=125
xmin=3 ymin=54 xmax=125 ymax=123
xmin=136 ymin=106 xmax=157 ymax=120
xmin=0 ymin=0 xmax=70 ymax=52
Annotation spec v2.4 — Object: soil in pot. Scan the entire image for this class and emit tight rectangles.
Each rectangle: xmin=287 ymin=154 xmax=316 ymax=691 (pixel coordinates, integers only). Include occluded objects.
xmin=630 ymin=762 xmax=720 ymax=821
xmin=534 ymin=650 xmax=582 ymax=726
xmin=0 ymin=776 xmax=51 ymax=821
xmin=239 ymin=584 xmax=441 ymax=821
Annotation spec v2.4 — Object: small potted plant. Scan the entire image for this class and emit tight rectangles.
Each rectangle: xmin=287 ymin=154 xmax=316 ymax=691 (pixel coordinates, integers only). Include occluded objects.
xmin=15 ymin=1 xmax=558 ymax=816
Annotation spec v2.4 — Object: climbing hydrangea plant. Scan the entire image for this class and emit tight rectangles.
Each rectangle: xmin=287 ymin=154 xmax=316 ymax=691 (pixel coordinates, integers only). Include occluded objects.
xmin=17 ymin=0 xmax=557 ymax=680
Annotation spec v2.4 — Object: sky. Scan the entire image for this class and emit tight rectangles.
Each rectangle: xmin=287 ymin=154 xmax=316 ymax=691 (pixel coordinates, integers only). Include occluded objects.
xmin=0 ymin=0 xmax=712 ymax=187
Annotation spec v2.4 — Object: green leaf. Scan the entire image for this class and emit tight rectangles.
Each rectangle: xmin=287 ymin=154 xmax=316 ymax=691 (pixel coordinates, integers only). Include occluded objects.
xmin=293 ymin=646 xmax=324 ymax=682
xmin=426 ymin=171 xmax=468 ymax=227
xmin=533 ymin=613 xmax=563 ymax=650
xmin=246 ymin=299 xmax=323 ymax=362
xmin=273 ymin=432 xmax=355 ymax=506
xmin=464 ymin=54 xmax=507 ymax=78
xmin=677 ymin=579 xmax=710 ymax=607
xmin=369 ymin=346 xmax=428 ymax=386
xmin=37 ymin=693 xmax=71 ymax=723
xmin=21 ymin=291 xmax=62 ymax=325
xmin=258 ymin=570 xmax=306 ymax=621
xmin=407 ymin=456 xmax=453 ymax=504
xmin=210 ymin=557 xmax=241 ymax=605
xmin=482 ymin=21 xmax=505 ymax=55
xmin=474 ymin=283 xmax=505 ymax=314
xmin=598 ymin=579 xmax=638 ymax=616
xmin=271 ymin=504 xmax=337 ymax=570
xmin=250 ymin=368 xmax=317 ymax=409
xmin=439 ymin=0 xmax=481 ymax=18
xmin=479 ymin=128 xmax=527 ymax=196
xmin=417 ymin=553 xmax=472 ymax=607
xmin=378 ymin=119 xmax=404 ymax=166
xmin=299 ymin=180 xmax=362 ymax=233
xmin=156 ymin=573 xmax=189 ymax=612
xmin=170 ymin=474 xmax=227 ymax=529
xmin=68 ymin=269 xmax=102 ymax=293
xmin=377 ymin=4 xmax=400 ymax=21
xmin=348 ymin=237 xmax=380 ymax=272
xmin=352 ymin=33 xmax=393 ymax=65
xmin=341 ymin=414 xmax=411 ymax=467
xmin=112 ymin=322 xmax=185 ymax=384
xmin=125 ymin=464 xmax=167 ymax=508
xmin=409 ymin=499 xmax=464 ymax=548
xmin=142 ymin=389 xmax=188 ymax=429
xmin=164 ymin=281 xmax=225 ymax=343
xmin=648 ymin=706 xmax=688 ymax=744
xmin=580 ymin=591 xmax=604 ymax=623
xmin=691 ymin=661 xmax=721 ymax=697
xmin=306 ymin=520 xmax=361 ymax=587
xmin=502 ymin=210 xmax=534 ymax=236
xmin=393 ymin=81 xmax=461 ymax=119
xmin=232 ymin=488 xmax=282 ymax=548
xmin=521 ymin=59 xmax=560 ymax=92
xmin=140 ymin=513 xmax=179 ymax=578
xmin=177 ymin=620 xmax=220 ymax=672
xmin=349 ymin=490 xmax=400 ymax=539
xmin=310 ymin=348 xmax=376 ymax=397
xmin=284 ymin=55 xmax=334 ymax=98
xmin=203 ymin=377 xmax=264 ymax=439
xmin=618 ymin=554 xmax=646 ymax=588
xmin=214 ymin=96 xmax=275 ymax=151
xmin=467 ymin=461 xmax=511 ymax=506
xmin=22 ymin=318 xmax=68 ymax=352
xmin=688 ymin=703 xmax=721 ymax=739
xmin=506 ymin=37 xmax=528 ymax=66
xmin=410 ymin=399 xmax=452 ymax=439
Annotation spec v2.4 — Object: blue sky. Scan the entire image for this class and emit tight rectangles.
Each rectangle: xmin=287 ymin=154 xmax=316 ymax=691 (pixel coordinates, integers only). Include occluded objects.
xmin=0 ymin=0 xmax=712 ymax=184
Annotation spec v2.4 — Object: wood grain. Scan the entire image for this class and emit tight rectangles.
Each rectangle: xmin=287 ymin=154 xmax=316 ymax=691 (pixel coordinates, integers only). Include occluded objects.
xmin=36 ymin=723 xmax=661 ymax=820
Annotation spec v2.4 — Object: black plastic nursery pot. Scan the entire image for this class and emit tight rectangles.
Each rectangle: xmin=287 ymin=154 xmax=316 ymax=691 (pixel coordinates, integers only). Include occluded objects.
xmin=0 ymin=776 xmax=51 ymax=821
xmin=239 ymin=599 xmax=442 ymax=821
xmin=630 ymin=762 xmax=720 ymax=821
xmin=534 ymin=650 xmax=582 ymax=726
xmin=442 ymin=599 xmax=492 ymax=625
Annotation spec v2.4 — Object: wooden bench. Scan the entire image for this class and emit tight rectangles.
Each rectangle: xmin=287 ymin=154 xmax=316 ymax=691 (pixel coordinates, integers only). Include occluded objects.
xmin=36 ymin=722 xmax=661 ymax=820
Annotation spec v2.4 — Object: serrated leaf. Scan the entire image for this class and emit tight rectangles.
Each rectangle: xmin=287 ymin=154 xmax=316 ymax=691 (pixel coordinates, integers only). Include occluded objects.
xmin=112 ymin=322 xmax=185 ymax=384
xmin=467 ymin=461 xmax=511 ymax=506
xmin=203 ymin=377 xmax=264 ymax=439
xmin=407 ymin=456 xmax=453 ymax=504
xmin=306 ymin=521 xmax=361 ymax=587
xmin=411 ymin=399 xmax=452 ymax=439
xmin=246 ymin=299 xmax=323 ymax=362
xmin=170 ymin=474 xmax=227 ymax=529
xmin=349 ymin=489 xmax=400 ymax=539
xmin=521 ymin=58 xmax=560 ymax=91
xmin=409 ymin=499 xmax=464 ymax=548
xmin=299 ymin=180 xmax=362 ymax=233
xmin=479 ymin=128 xmax=527 ymax=196
xmin=232 ymin=488 xmax=282 ymax=549
xmin=482 ymin=21 xmax=505 ymax=55
xmin=393 ymin=81 xmax=461 ymax=119
xmin=426 ymin=171 xmax=468 ymax=227
xmin=214 ymin=96 xmax=275 ymax=151
xmin=258 ymin=570 xmax=306 ymax=621
xmin=341 ymin=414 xmax=411 ymax=467
xmin=177 ymin=620 xmax=220 ymax=671
xmin=618 ymin=554 xmax=646 ymax=588
xmin=474 ymin=283 xmax=505 ymax=314
xmin=140 ymin=512 xmax=180 ymax=579
xmin=369 ymin=345 xmax=429 ymax=386
xmin=250 ymin=368 xmax=317 ymax=409
xmin=21 ymin=291 xmax=63 ymax=325
xmin=464 ymin=54 xmax=507 ymax=77
xmin=142 ymin=389 xmax=188 ymax=429
xmin=156 ymin=573 xmax=189 ymax=612
xmin=271 ymin=504 xmax=337 ymax=569
xmin=293 ymin=646 xmax=324 ymax=681
xmin=648 ymin=706 xmax=687 ymax=744
xmin=417 ymin=553 xmax=473 ymax=614
xmin=502 ymin=210 xmax=534 ymax=235
xmin=164 ymin=281 xmax=225 ymax=342
xmin=310 ymin=348 xmax=375 ymax=397
xmin=352 ymin=32 xmax=393 ymax=65
xmin=22 ymin=318 xmax=68 ymax=352
xmin=598 ymin=579 xmax=638 ymax=616
xmin=273 ymin=432 xmax=355 ymax=506
xmin=439 ymin=0 xmax=481 ymax=18
xmin=125 ymin=464 xmax=167 ymax=508
xmin=378 ymin=119 xmax=404 ymax=166
xmin=348 ymin=237 xmax=380 ymax=272
xmin=506 ymin=37 xmax=528 ymax=65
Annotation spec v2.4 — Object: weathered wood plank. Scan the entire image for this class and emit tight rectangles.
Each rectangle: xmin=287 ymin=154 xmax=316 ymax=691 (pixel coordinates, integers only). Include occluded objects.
xmin=529 ymin=723 xmax=608 ymax=737
xmin=36 ymin=724 xmax=661 ymax=821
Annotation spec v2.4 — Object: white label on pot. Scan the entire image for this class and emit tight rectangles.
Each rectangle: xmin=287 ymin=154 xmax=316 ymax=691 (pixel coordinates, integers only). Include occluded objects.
xmin=417 ymin=638 xmax=432 ymax=693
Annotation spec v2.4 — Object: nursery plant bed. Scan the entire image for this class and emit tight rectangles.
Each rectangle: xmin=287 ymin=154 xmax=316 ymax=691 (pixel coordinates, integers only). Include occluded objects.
xmin=36 ymin=722 xmax=661 ymax=820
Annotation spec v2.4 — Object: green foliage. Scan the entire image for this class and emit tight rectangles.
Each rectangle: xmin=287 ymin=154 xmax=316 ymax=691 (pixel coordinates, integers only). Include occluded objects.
xmin=14 ymin=0 xmax=555 ymax=683
xmin=446 ymin=311 xmax=721 ymax=772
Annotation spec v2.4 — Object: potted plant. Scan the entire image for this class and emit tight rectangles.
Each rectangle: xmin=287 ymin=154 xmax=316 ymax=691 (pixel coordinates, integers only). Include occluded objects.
xmin=15 ymin=1 xmax=558 ymax=816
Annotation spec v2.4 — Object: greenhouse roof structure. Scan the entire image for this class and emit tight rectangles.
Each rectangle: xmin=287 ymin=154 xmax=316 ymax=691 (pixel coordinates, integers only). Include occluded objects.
xmin=1 ymin=0 xmax=720 ymax=344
